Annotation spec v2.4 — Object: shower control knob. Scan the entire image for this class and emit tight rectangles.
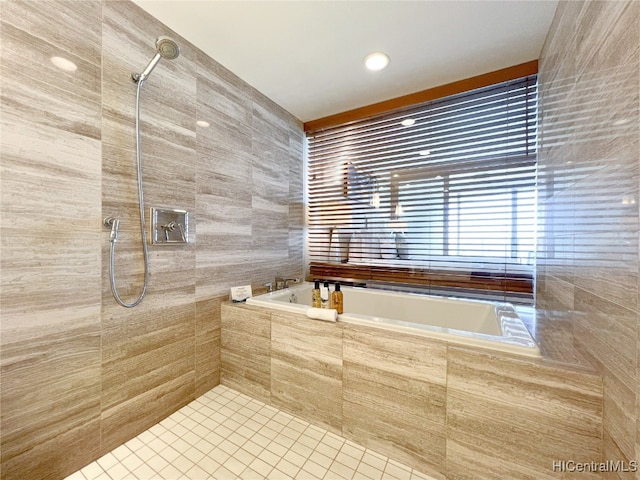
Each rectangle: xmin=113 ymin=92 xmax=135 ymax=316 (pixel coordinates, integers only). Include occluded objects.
xmin=161 ymin=221 xmax=177 ymax=232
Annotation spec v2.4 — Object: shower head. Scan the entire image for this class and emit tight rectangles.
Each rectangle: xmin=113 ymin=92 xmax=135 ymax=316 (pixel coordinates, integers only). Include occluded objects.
xmin=133 ymin=36 xmax=181 ymax=83
xmin=155 ymin=36 xmax=180 ymax=60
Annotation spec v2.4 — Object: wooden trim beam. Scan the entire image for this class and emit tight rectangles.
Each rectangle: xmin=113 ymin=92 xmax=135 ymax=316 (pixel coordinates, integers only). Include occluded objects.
xmin=308 ymin=262 xmax=533 ymax=295
xmin=304 ymin=60 xmax=538 ymax=132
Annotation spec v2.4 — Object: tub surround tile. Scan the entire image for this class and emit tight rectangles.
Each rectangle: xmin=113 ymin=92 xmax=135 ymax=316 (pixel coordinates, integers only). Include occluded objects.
xmin=270 ymin=311 xmax=343 ymax=434
xmin=221 ymin=304 xmax=272 ymax=403
xmin=574 ymin=288 xmax=637 ymax=393
xmin=602 ymin=372 xmax=636 ymax=464
xmin=603 ymin=430 xmax=635 ymax=480
xmin=524 ymin=309 xmax=593 ymax=368
xmin=342 ymin=325 xmax=447 ymax=479
xmin=221 ymin=303 xmax=605 ymax=480
xmin=445 ymin=347 xmax=603 ymax=480
xmin=537 ymin=0 xmax=639 ymax=470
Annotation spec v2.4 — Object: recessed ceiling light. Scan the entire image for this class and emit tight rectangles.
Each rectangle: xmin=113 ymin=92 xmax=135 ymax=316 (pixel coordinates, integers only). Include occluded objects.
xmin=364 ymin=52 xmax=389 ymax=71
xmin=196 ymin=120 xmax=210 ymax=127
xmin=50 ymin=56 xmax=77 ymax=72
xmin=401 ymin=119 xmax=415 ymax=126
xmin=419 ymin=150 xmax=431 ymax=156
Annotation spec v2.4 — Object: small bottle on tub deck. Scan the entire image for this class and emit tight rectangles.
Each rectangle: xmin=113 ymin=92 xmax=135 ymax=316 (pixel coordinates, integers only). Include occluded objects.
xmin=311 ymin=280 xmax=321 ymax=308
xmin=331 ymin=283 xmax=343 ymax=314
xmin=321 ymin=281 xmax=331 ymax=309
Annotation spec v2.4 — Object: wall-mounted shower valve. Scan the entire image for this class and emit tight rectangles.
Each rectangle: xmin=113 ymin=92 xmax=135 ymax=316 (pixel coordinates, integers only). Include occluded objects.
xmin=151 ymin=208 xmax=189 ymax=244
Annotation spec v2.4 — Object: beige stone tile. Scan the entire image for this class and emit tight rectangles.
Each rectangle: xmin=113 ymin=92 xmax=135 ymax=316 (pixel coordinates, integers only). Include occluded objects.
xmin=0 ymin=0 xmax=303 ymax=477
xmin=446 ymin=347 xmax=602 ymax=480
xmin=101 ymin=302 xmax=197 ymax=410
xmin=574 ymin=288 xmax=636 ymax=392
xmin=221 ymin=304 xmax=272 ymax=403
xmin=524 ymin=309 xmax=592 ymax=368
xmin=342 ymin=326 xmax=446 ymax=479
xmin=538 ymin=1 xmax=639 ymax=475
xmin=100 ymin=373 xmax=195 ymax=454
xmin=270 ymin=312 xmax=343 ymax=433
xmin=196 ymin=53 xmax=253 ymax=127
xmin=0 ymin=317 xmax=101 ymax=479
xmin=603 ymin=430 xmax=635 ymax=480
xmin=196 ymin=297 xmax=223 ymax=396
xmin=602 ymin=371 xmax=636 ymax=462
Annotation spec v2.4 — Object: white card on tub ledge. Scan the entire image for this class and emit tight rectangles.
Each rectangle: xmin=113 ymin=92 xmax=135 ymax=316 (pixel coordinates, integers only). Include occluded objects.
xmin=230 ymin=285 xmax=252 ymax=302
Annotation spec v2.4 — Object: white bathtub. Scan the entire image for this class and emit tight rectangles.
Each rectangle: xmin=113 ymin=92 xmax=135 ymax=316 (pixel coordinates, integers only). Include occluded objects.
xmin=246 ymin=283 xmax=540 ymax=358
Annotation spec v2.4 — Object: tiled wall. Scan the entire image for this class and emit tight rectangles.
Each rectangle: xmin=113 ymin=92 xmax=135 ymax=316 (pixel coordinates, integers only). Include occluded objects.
xmin=0 ymin=0 xmax=303 ymax=478
xmin=536 ymin=0 xmax=639 ymax=477
xmin=221 ymin=304 xmax=603 ymax=480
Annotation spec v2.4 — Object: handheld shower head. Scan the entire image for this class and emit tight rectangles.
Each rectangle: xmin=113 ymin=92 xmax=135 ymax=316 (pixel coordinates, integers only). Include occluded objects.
xmin=155 ymin=36 xmax=180 ymax=60
xmin=132 ymin=36 xmax=181 ymax=83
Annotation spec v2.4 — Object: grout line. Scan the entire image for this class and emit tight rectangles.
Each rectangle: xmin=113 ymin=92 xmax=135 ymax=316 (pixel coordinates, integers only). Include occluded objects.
xmin=67 ymin=385 xmax=437 ymax=480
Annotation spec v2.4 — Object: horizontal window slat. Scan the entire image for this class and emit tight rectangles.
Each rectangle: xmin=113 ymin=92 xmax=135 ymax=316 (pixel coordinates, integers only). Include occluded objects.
xmin=307 ymin=75 xmax=537 ymax=303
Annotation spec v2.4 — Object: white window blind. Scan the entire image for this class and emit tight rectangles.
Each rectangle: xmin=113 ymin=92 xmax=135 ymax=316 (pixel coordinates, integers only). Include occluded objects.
xmin=306 ymin=75 xmax=537 ymax=303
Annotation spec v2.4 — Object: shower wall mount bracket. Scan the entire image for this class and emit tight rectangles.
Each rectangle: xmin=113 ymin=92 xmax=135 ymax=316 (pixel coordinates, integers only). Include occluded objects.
xmin=150 ymin=207 xmax=189 ymax=244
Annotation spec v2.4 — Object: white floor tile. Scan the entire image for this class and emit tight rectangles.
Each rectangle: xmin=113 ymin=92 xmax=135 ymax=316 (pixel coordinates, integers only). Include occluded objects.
xmin=335 ymin=451 xmax=360 ymax=470
xmin=79 ymin=462 xmax=104 ymax=480
xmin=265 ymin=441 xmax=288 ymax=458
xmin=258 ymin=448 xmax=281 ymax=467
xmin=301 ymin=458 xmax=327 ymax=478
xmin=274 ymin=458 xmax=300 ymax=477
xmin=329 ymin=459 xmax=356 ymax=480
xmin=243 ymin=439 xmax=265 ymax=457
xmin=64 ymin=385 xmax=437 ymax=480
xmin=249 ymin=457 xmax=274 ymax=476
xmin=96 ymin=452 xmax=119 ymax=472
xmin=308 ymin=450 xmax=333 ymax=469
xmin=64 ymin=472 xmax=86 ymax=480
xmin=223 ymin=455 xmax=247 ymax=475
xmin=357 ymin=460 xmax=384 ymax=480
xmin=131 ymin=462 xmax=156 ymax=480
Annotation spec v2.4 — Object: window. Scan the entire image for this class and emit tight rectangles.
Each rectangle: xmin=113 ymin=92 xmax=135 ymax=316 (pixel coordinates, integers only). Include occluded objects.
xmin=306 ymin=75 xmax=537 ymax=303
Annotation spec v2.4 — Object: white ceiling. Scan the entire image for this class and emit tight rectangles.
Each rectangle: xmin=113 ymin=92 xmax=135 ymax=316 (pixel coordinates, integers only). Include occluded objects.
xmin=132 ymin=0 xmax=558 ymax=123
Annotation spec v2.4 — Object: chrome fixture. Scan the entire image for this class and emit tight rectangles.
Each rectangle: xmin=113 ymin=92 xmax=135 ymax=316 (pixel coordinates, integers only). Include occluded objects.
xmin=275 ymin=277 xmax=301 ymax=290
xmin=285 ymin=278 xmax=300 ymax=289
xmin=131 ymin=36 xmax=180 ymax=84
xmin=104 ymin=36 xmax=181 ymax=308
xmin=150 ymin=207 xmax=188 ymax=244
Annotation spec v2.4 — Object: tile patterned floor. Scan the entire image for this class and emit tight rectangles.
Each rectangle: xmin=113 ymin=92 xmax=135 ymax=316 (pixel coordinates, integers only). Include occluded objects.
xmin=66 ymin=385 xmax=436 ymax=480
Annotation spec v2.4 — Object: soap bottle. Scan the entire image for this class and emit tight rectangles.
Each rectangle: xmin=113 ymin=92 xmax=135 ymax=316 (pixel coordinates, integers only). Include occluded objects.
xmin=332 ymin=283 xmax=343 ymax=314
xmin=312 ymin=280 xmax=321 ymax=308
xmin=321 ymin=281 xmax=331 ymax=309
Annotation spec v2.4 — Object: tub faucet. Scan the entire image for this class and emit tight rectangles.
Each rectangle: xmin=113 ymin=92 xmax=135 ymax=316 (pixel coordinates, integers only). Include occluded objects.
xmin=275 ymin=276 xmax=300 ymax=290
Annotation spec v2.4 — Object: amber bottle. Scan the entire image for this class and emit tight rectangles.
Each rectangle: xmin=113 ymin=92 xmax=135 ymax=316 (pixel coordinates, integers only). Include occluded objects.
xmin=331 ymin=283 xmax=343 ymax=314
xmin=311 ymin=280 xmax=321 ymax=308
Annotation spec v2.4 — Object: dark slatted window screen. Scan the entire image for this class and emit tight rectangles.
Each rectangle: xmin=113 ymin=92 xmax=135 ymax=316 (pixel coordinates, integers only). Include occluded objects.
xmin=306 ymin=75 xmax=537 ymax=303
